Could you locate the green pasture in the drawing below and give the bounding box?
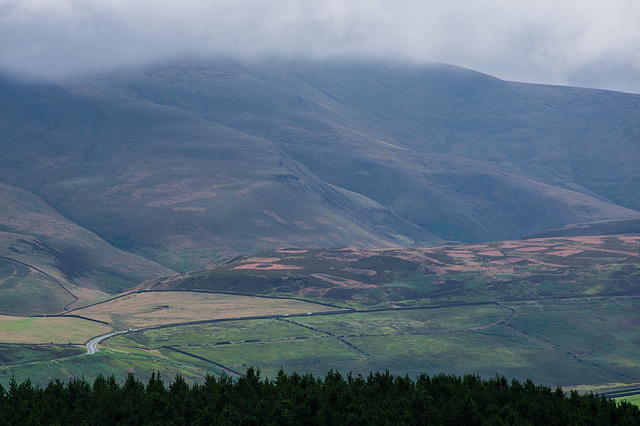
[105,318,321,348]
[104,305,509,350]
[0,285,637,390]
[162,337,368,378]
[0,344,84,366]
[99,296,640,387]
[470,326,628,386]
[616,394,640,406]
[0,316,111,344]
[0,348,210,388]
[506,298,640,378]
[142,320,628,386]
[288,304,510,336]
[570,381,640,406]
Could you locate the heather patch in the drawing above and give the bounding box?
[310,273,376,289]
[233,263,303,270]
[566,236,606,244]
[320,248,373,261]
[241,257,282,263]
[445,251,476,258]
[477,250,504,257]
[548,249,584,257]
[515,246,547,252]
[341,267,377,276]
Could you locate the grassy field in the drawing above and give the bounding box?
[0,315,111,344]
[106,318,320,348]
[0,344,85,367]
[103,306,517,379]
[1,235,639,394]
[617,394,640,406]
[1,294,638,389]
[286,304,511,335]
[563,381,640,407]
[65,291,343,330]
[98,296,640,387]
[0,347,210,388]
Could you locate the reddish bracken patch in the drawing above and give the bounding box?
[445,251,476,258]
[592,249,640,256]
[477,250,504,257]
[426,265,490,275]
[534,261,570,268]
[233,263,303,270]
[618,235,640,244]
[499,244,523,249]
[242,257,282,263]
[262,209,287,224]
[391,251,445,264]
[548,249,584,257]
[294,220,315,230]
[490,257,530,265]
[319,248,372,261]
[341,267,377,276]
[310,273,376,288]
[237,181,272,195]
[566,236,605,245]
[515,247,547,252]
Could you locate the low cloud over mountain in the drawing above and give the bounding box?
[1,1,640,93]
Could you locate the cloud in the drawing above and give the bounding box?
[1,0,640,93]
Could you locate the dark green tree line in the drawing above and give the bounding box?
[0,368,638,425]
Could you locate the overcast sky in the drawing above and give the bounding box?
[1,0,640,93]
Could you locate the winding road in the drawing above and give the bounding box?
[86,329,138,354]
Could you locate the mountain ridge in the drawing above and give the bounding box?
[1,58,639,271]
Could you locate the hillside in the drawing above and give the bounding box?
[143,234,640,306]
[101,234,640,386]
[105,60,640,240]
[0,234,637,390]
[0,182,173,314]
[528,217,640,239]
[3,58,640,399]
[1,59,640,270]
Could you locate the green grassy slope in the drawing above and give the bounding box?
[1,235,638,389]
[0,251,74,315]
[0,347,209,389]
[528,217,640,239]
[0,182,174,314]
[104,235,639,387]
